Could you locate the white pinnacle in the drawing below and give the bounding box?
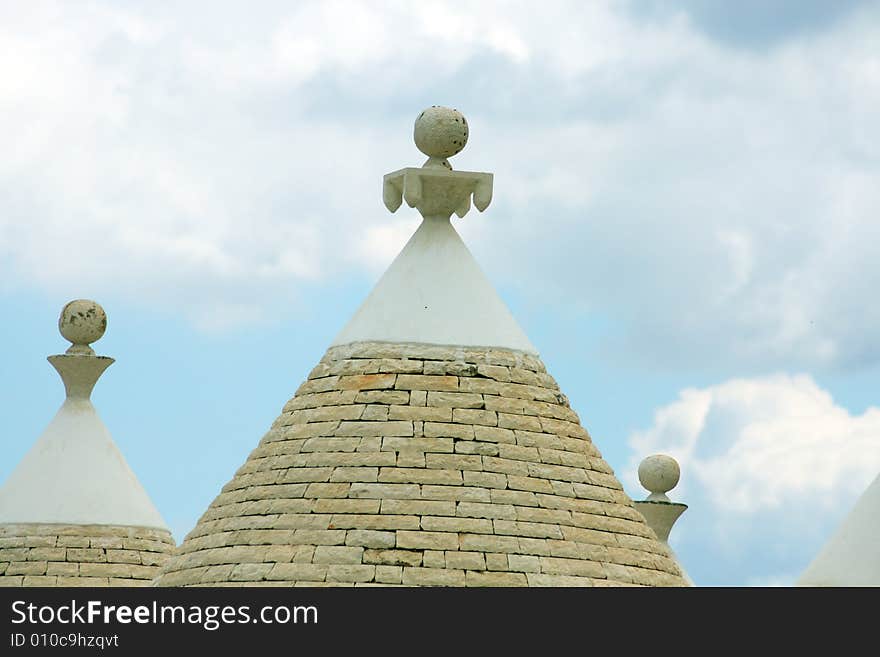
[333,106,536,354]
[0,300,168,530]
[633,454,693,585]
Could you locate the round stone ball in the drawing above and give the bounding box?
[59,299,107,346]
[414,106,469,159]
[638,454,681,495]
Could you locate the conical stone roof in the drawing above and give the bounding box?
[155,107,685,587]
[798,472,880,586]
[0,301,174,587]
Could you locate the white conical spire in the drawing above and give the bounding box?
[798,472,880,586]
[0,300,168,530]
[332,106,537,355]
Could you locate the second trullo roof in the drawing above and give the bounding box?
[0,300,174,587]
[155,106,685,587]
[798,471,880,586]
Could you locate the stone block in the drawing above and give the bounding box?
[330,467,379,483]
[330,514,421,531]
[421,485,491,502]
[501,474,558,495]
[326,565,375,583]
[335,421,413,437]
[457,502,516,520]
[507,554,541,573]
[445,551,486,571]
[304,483,351,498]
[459,534,518,554]
[314,499,381,514]
[525,573,594,587]
[426,392,484,408]
[396,531,459,551]
[7,562,48,576]
[345,530,396,549]
[374,565,403,584]
[388,405,452,422]
[484,553,509,571]
[454,442,499,456]
[493,519,563,539]
[462,471,507,489]
[267,563,328,581]
[401,567,465,587]
[465,571,528,587]
[498,413,543,432]
[420,516,494,534]
[423,422,475,440]
[481,456,529,476]
[490,489,538,507]
[363,550,423,567]
[539,556,605,578]
[337,374,397,391]
[229,563,273,581]
[349,483,421,500]
[472,426,516,444]
[361,405,390,421]
[378,468,463,486]
[452,409,498,426]
[422,550,445,568]
[312,546,364,565]
[381,437,454,453]
[355,390,410,405]
[395,375,459,391]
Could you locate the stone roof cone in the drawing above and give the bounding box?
[155,108,685,587]
[798,471,880,586]
[0,300,174,586]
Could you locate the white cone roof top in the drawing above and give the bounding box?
[798,472,880,586]
[331,106,537,355]
[0,300,168,530]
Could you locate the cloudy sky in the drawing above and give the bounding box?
[2,0,879,586]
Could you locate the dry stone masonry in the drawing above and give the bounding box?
[155,342,685,587]
[0,524,174,587]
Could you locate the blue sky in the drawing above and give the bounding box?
[2,0,879,586]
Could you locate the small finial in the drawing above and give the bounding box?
[59,299,107,356]
[414,106,469,170]
[634,453,691,582]
[638,454,680,502]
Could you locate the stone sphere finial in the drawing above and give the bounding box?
[638,454,680,502]
[59,299,107,355]
[414,106,469,170]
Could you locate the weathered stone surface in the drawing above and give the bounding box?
[396,375,459,392]
[154,342,684,587]
[0,524,174,587]
[402,567,465,587]
[345,530,396,549]
[465,571,528,586]
[396,531,459,551]
[337,374,397,391]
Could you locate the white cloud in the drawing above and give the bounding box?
[0,0,878,368]
[627,374,880,583]
[629,374,880,512]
